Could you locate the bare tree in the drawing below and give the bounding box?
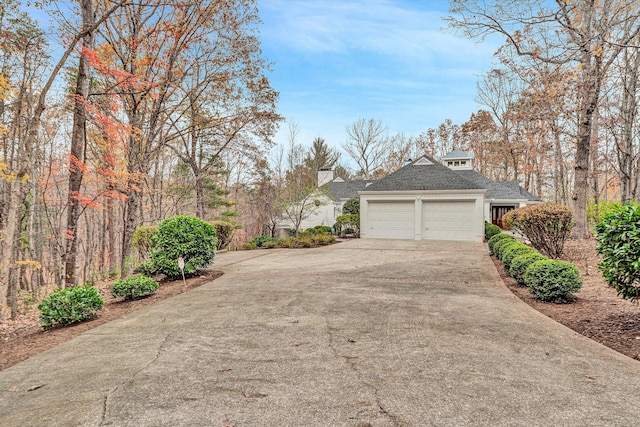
[447,0,640,237]
[343,118,391,179]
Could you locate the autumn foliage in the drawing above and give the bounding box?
[503,204,574,258]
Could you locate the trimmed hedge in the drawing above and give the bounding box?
[502,245,538,271]
[112,276,159,300]
[495,239,522,260]
[488,233,515,255]
[38,285,104,330]
[484,222,501,240]
[509,252,547,286]
[525,260,582,303]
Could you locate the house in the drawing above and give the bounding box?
[280,150,541,239]
[359,151,542,242]
[286,169,373,231]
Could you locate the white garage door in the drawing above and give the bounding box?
[367,201,415,239]
[422,201,475,241]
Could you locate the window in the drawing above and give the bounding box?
[454,161,460,166]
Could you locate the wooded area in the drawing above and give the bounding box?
[1,0,640,319]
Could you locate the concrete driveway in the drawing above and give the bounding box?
[1,239,639,426]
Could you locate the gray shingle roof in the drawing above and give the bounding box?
[499,180,542,202]
[453,170,519,199]
[361,155,484,192]
[324,178,374,201]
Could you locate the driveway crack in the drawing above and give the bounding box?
[324,318,405,426]
[99,331,174,426]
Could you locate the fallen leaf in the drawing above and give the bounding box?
[8,387,18,392]
[26,384,45,392]
[218,368,232,372]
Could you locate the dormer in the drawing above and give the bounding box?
[442,150,473,170]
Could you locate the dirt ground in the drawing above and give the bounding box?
[1,239,639,372]
[495,239,640,361]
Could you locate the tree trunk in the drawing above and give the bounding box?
[64,0,94,287]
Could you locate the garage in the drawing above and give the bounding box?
[422,201,475,241]
[366,201,415,239]
[359,155,485,242]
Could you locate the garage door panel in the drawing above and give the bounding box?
[422,201,474,241]
[368,202,414,239]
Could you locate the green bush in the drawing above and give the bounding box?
[251,235,279,247]
[210,220,235,251]
[501,245,538,272]
[496,241,526,261]
[311,234,336,245]
[132,225,157,260]
[503,204,573,258]
[140,215,217,279]
[587,200,627,230]
[305,225,333,235]
[509,253,548,286]
[488,233,515,254]
[484,222,501,240]
[112,276,159,300]
[525,260,582,303]
[595,203,640,301]
[342,197,360,215]
[38,285,104,330]
[494,239,520,260]
[335,214,360,236]
[242,242,257,250]
[262,240,279,249]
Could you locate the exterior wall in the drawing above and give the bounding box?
[360,190,485,242]
[278,195,343,232]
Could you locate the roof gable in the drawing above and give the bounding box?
[362,155,483,192]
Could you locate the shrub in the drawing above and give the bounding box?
[525,260,582,303]
[311,234,336,245]
[488,233,515,254]
[142,215,217,279]
[501,245,538,271]
[210,220,235,251]
[335,214,360,236]
[112,276,159,300]
[38,285,104,330]
[509,253,548,286]
[484,222,501,240]
[587,200,625,230]
[132,226,157,260]
[496,241,527,261]
[251,235,279,247]
[503,204,573,258]
[262,240,279,249]
[342,197,360,215]
[595,203,640,301]
[494,239,520,260]
[305,225,332,235]
[242,242,257,250]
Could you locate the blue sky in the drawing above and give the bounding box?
[259,0,502,153]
